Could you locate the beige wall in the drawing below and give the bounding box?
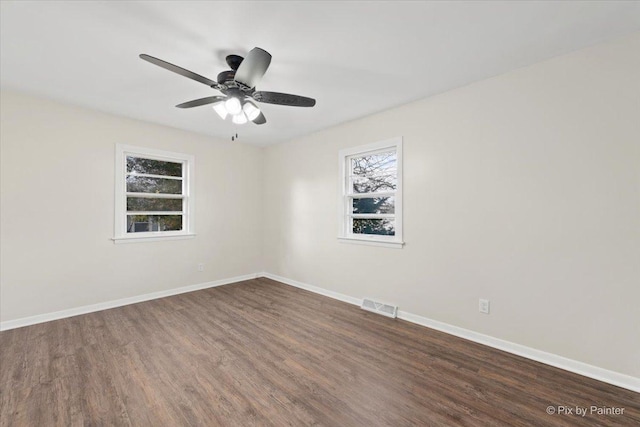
[262,34,640,377]
[1,34,638,378]
[0,91,263,321]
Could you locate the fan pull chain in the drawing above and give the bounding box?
[231,132,238,141]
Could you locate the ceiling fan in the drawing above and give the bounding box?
[139,47,316,126]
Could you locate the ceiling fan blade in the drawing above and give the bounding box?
[252,111,267,125]
[234,47,272,89]
[226,54,244,71]
[176,96,226,109]
[253,91,316,107]
[140,54,220,89]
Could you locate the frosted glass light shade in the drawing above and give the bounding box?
[232,112,248,124]
[212,102,228,119]
[242,101,261,121]
[224,97,242,115]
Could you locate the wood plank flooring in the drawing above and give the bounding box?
[1,278,638,426]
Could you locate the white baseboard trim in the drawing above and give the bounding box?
[0,273,260,331]
[396,311,640,393]
[259,272,640,393]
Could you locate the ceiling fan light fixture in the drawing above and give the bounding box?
[232,112,248,125]
[212,101,228,120]
[224,97,242,115]
[243,101,261,121]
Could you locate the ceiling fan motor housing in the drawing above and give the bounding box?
[217,70,236,84]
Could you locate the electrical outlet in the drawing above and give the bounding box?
[479,299,490,314]
[197,263,205,272]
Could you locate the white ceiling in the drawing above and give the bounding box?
[2,1,639,145]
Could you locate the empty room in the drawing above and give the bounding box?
[1,1,639,425]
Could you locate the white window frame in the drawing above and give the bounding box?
[113,144,195,244]
[338,137,404,248]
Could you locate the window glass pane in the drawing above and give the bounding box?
[127,215,183,233]
[351,151,396,175]
[352,197,395,214]
[350,151,397,193]
[352,218,395,236]
[127,156,182,177]
[126,176,182,194]
[127,197,183,212]
[351,175,396,193]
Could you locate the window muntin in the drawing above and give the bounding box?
[339,138,403,246]
[114,145,194,242]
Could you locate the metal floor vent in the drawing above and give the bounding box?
[361,298,398,318]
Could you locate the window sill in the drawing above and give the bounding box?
[112,234,196,244]
[337,236,404,249]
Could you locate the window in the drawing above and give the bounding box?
[113,145,195,243]
[339,137,403,248]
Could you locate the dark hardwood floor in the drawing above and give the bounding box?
[1,278,638,426]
